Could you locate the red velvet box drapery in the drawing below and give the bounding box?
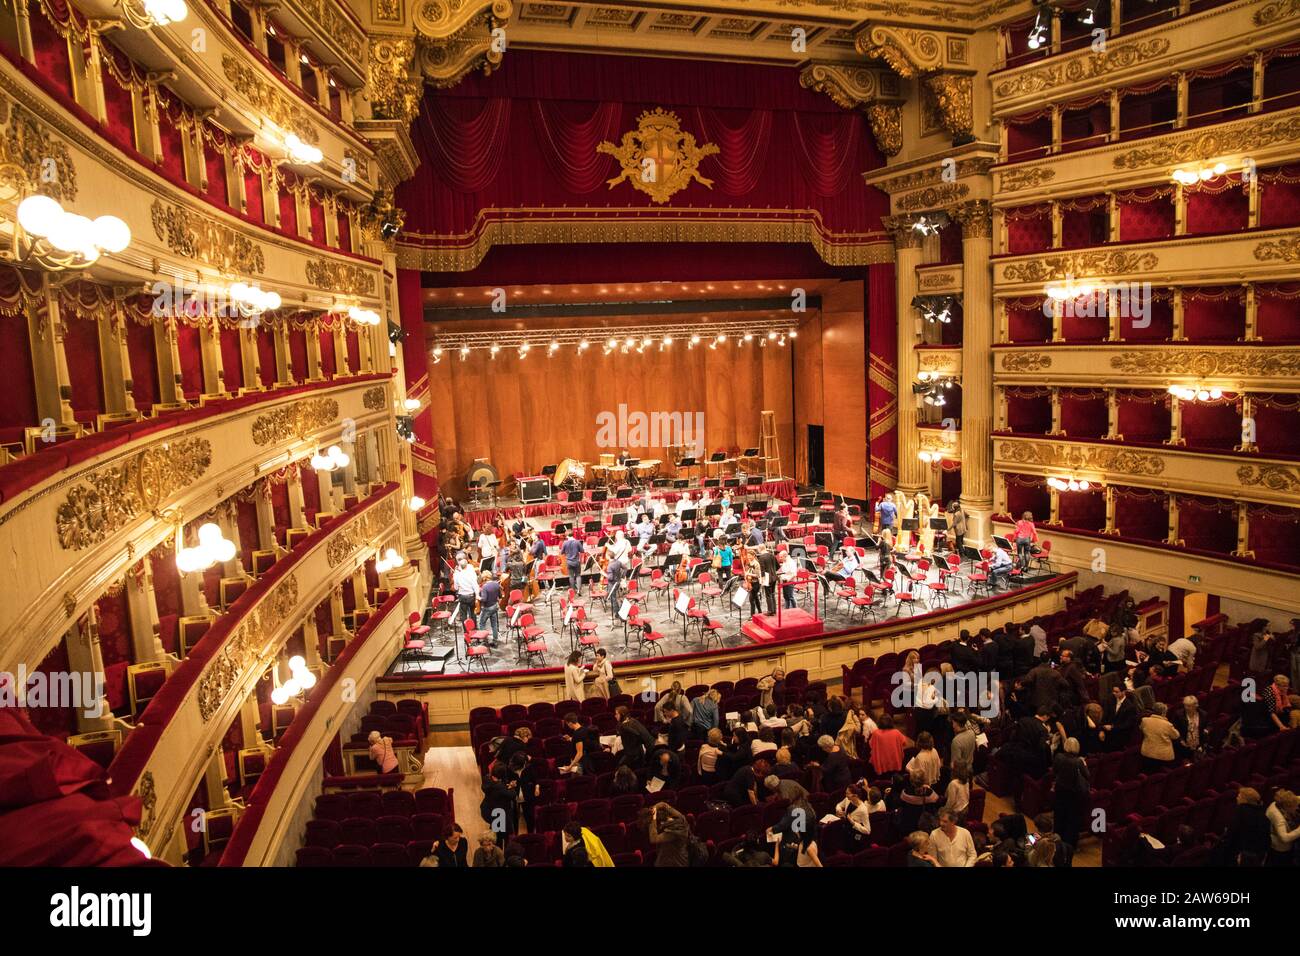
[1180,397,1240,450]
[1184,175,1248,235]
[156,93,187,183]
[1059,390,1107,438]
[27,0,73,100]
[1176,495,1236,555]
[235,498,260,564]
[1252,395,1300,456]
[345,329,360,372]
[0,310,39,443]
[300,468,321,521]
[24,641,78,738]
[287,327,309,382]
[1006,204,1052,254]
[175,322,203,398]
[98,49,138,155]
[62,314,104,426]
[1007,299,1052,342]
[1059,100,1109,153]
[1057,488,1105,531]
[94,589,133,669]
[1259,165,1300,229]
[1117,391,1171,443]
[318,328,336,379]
[1123,295,1173,341]
[1060,295,1109,342]
[269,476,291,542]
[1256,285,1300,341]
[1182,288,1245,341]
[243,166,264,224]
[255,325,277,386]
[1005,115,1051,161]
[336,210,352,253]
[1005,474,1050,522]
[1247,505,1300,569]
[277,187,298,237]
[1007,390,1051,434]
[1060,196,1109,249]
[203,125,230,207]
[1115,487,1169,542]
[125,319,157,413]
[1116,187,1175,241]
[309,199,327,245]
[219,327,243,392]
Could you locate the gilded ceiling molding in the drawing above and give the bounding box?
[1254,236,1300,264]
[0,93,78,202]
[251,398,340,446]
[855,25,946,78]
[395,214,895,271]
[897,182,969,213]
[993,38,1171,99]
[997,440,1166,477]
[922,72,973,138]
[414,0,509,38]
[952,198,992,239]
[150,200,266,276]
[1255,0,1300,26]
[1113,115,1300,170]
[1237,463,1300,494]
[999,352,1053,372]
[1108,349,1300,377]
[999,166,1056,193]
[798,64,903,157]
[367,35,423,124]
[220,54,320,144]
[413,0,512,88]
[1002,250,1159,282]
[373,0,405,22]
[56,438,214,551]
[305,258,379,297]
[597,109,720,204]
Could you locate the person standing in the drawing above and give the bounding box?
[929,809,977,867]
[563,651,586,702]
[452,553,479,630]
[757,545,779,615]
[1052,736,1090,848]
[875,492,898,535]
[590,648,615,699]
[560,531,584,596]
[477,572,502,647]
[649,802,691,867]
[946,500,967,555]
[1013,511,1039,571]
[778,548,799,610]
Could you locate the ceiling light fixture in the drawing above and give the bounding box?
[14,195,130,270]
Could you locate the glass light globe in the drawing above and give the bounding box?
[165,0,188,22]
[271,686,289,706]
[264,291,281,311]
[130,837,152,859]
[17,195,63,237]
[333,450,350,468]
[215,539,236,563]
[282,678,301,697]
[48,212,91,253]
[1209,388,1222,399]
[298,670,317,690]
[409,496,425,511]
[175,549,196,573]
[288,655,306,672]
[1079,481,1091,491]
[386,548,400,562]
[1213,162,1227,176]
[91,215,130,253]
[1196,389,1210,401]
[197,522,222,546]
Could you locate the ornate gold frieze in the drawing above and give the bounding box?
[1256,0,1300,26]
[597,109,720,204]
[868,155,997,194]
[374,0,404,21]
[136,771,157,837]
[362,386,387,410]
[415,0,509,37]
[251,398,339,446]
[1002,250,1159,283]
[295,0,364,62]
[999,166,1056,193]
[1254,237,1300,264]
[150,200,266,276]
[221,55,320,144]
[326,497,399,567]
[920,428,960,455]
[998,440,1166,477]
[917,349,960,374]
[856,25,945,78]
[305,258,378,297]
[1237,463,1300,494]
[1113,115,1300,170]
[197,573,298,721]
[56,439,213,551]
[798,63,893,109]
[0,94,77,202]
[897,182,969,213]
[368,35,422,124]
[1000,352,1053,373]
[919,271,958,290]
[1108,349,1300,377]
[993,38,1171,99]
[922,73,973,138]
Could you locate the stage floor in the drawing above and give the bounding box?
[386,549,1055,677]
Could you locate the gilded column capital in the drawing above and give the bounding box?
[921,72,974,139]
[882,215,924,249]
[952,199,992,240]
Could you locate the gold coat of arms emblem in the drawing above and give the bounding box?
[597,108,720,204]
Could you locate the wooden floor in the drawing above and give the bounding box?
[421,729,1101,866]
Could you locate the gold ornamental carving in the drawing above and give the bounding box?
[1256,0,1300,26]
[953,199,992,239]
[373,0,404,21]
[220,55,319,145]
[919,271,957,290]
[150,200,266,276]
[136,771,157,837]
[362,386,387,410]
[1108,349,1300,377]
[1000,351,1052,373]
[1237,464,1300,494]
[415,0,510,37]
[251,398,339,446]
[597,109,720,204]
[295,0,364,63]
[993,38,1171,98]
[897,182,969,213]
[856,26,945,78]
[866,103,903,157]
[920,429,960,455]
[882,214,925,250]
[197,573,298,721]
[326,497,399,567]
[922,73,973,138]
[0,94,77,202]
[798,63,895,109]
[56,439,213,551]
[917,349,960,374]
[999,167,1056,193]
[305,259,378,297]
[998,440,1166,477]
[1002,250,1158,283]
[368,35,422,124]
[1254,237,1300,264]
[1113,115,1300,170]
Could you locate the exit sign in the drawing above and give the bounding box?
[1188,575,1201,583]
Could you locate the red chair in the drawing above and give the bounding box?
[519,612,548,667]
[700,618,725,651]
[463,619,491,672]
[697,571,723,609]
[573,607,601,656]
[893,588,919,617]
[648,568,671,602]
[637,621,667,657]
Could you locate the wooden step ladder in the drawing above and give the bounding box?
[760,409,781,479]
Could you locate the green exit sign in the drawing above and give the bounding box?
[1188,575,1201,583]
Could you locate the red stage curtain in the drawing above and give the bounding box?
[1247,506,1300,568]
[1256,285,1300,340]
[94,589,132,668]
[156,95,186,182]
[287,327,309,382]
[1185,175,1248,235]
[1058,488,1105,531]
[1115,488,1169,542]
[219,327,243,392]
[1177,495,1236,554]
[867,262,897,501]
[61,314,103,426]
[1060,391,1107,438]
[1180,399,1239,450]
[1117,392,1171,442]
[0,313,39,443]
[1182,289,1245,341]
[417,96,513,192]
[126,320,157,413]
[1007,393,1051,433]
[318,329,336,378]
[529,99,622,194]
[693,106,772,196]
[255,326,277,387]
[175,322,202,398]
[203,126,230,207]
[27,0,73,100]
[790,110,862,198]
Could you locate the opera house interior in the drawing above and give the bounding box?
[1,0,1299,879]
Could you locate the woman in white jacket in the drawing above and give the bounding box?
[1265,789,1300,866]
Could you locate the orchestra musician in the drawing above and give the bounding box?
[523,528,546,600]
[675,491,693,517]
[560,530,584,596]
[778,548,799,610]
[831,503,853,553]
[477,571,502,646]
[452,552,479,628]
[826,546,860,583]
[634,513,655,553]
[756,545,779,615]
[878,527,896,572]
[664,516,682,542]
[946,500,967,556]
[477,526,499,566]
[743,549,763,620]
[875,492,897,538]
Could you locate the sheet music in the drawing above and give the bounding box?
[618,599,632,620]
[732,586,749,609]
[563,604,575,625]
[510,605,522,625]
[675,592,692,615]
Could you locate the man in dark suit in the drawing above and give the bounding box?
[950,630,981,676]
[615,705,654,769]
[756,545,779,615]
[1101,684,1139,751]
[1057,649,1091,708]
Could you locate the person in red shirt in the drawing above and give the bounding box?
[1014,511,1039,571]
[869,713,912,777]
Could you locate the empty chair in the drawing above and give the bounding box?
[575,798,612,827]
[347,791,384,819]
[375,815,412,844]
[304,819,340,849]
[330,844,373,867]
[381,790,416,818]
[295,846,333,867]
[414,788,453,816]
[339,817,378,847]
[369,842,409,867]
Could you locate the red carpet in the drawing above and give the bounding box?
[741,608,824,644]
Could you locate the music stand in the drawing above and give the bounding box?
[590,489,608,503]
[741,447,759,458]
[900,517,920,531]
[681,508,697,523]
[584,520,602,534]
[723,478,740,488]
[993,534,1014,552]
[797,494,816,509]
[611,511,628,527]
[814,532,833,549]
[929,517,950,531]
[672,478,689,489]
[704,503,722,517]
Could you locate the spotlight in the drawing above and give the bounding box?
[1027,9,1048,49]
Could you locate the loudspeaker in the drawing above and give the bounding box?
[519,476,552,504]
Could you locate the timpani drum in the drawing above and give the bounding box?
[636,459,661,480]
[553,457,586,488]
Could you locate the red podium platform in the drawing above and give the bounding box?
[741,608,824,644]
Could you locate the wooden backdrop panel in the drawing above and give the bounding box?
[820,281,867,500]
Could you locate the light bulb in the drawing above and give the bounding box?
[130,837,152,859]
[1213,162,1227,176]
[1209,388,1222,399]
[1199,168,1213,180]
[298,670,316,690]
[404,398,420,410]
[1196,389,1210,401]
[1078,480,1091,491]
[1167,385,1180,395]
[288,655,306,672]
[91,215,130,253]
[282,678,301,697]
[386,548,400,562]
[197,522,222,546]
[17,195,62,237]
[48,212,91,253]
[409,496,426,511]
[215,539,236,563]
[271,686,289,706]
